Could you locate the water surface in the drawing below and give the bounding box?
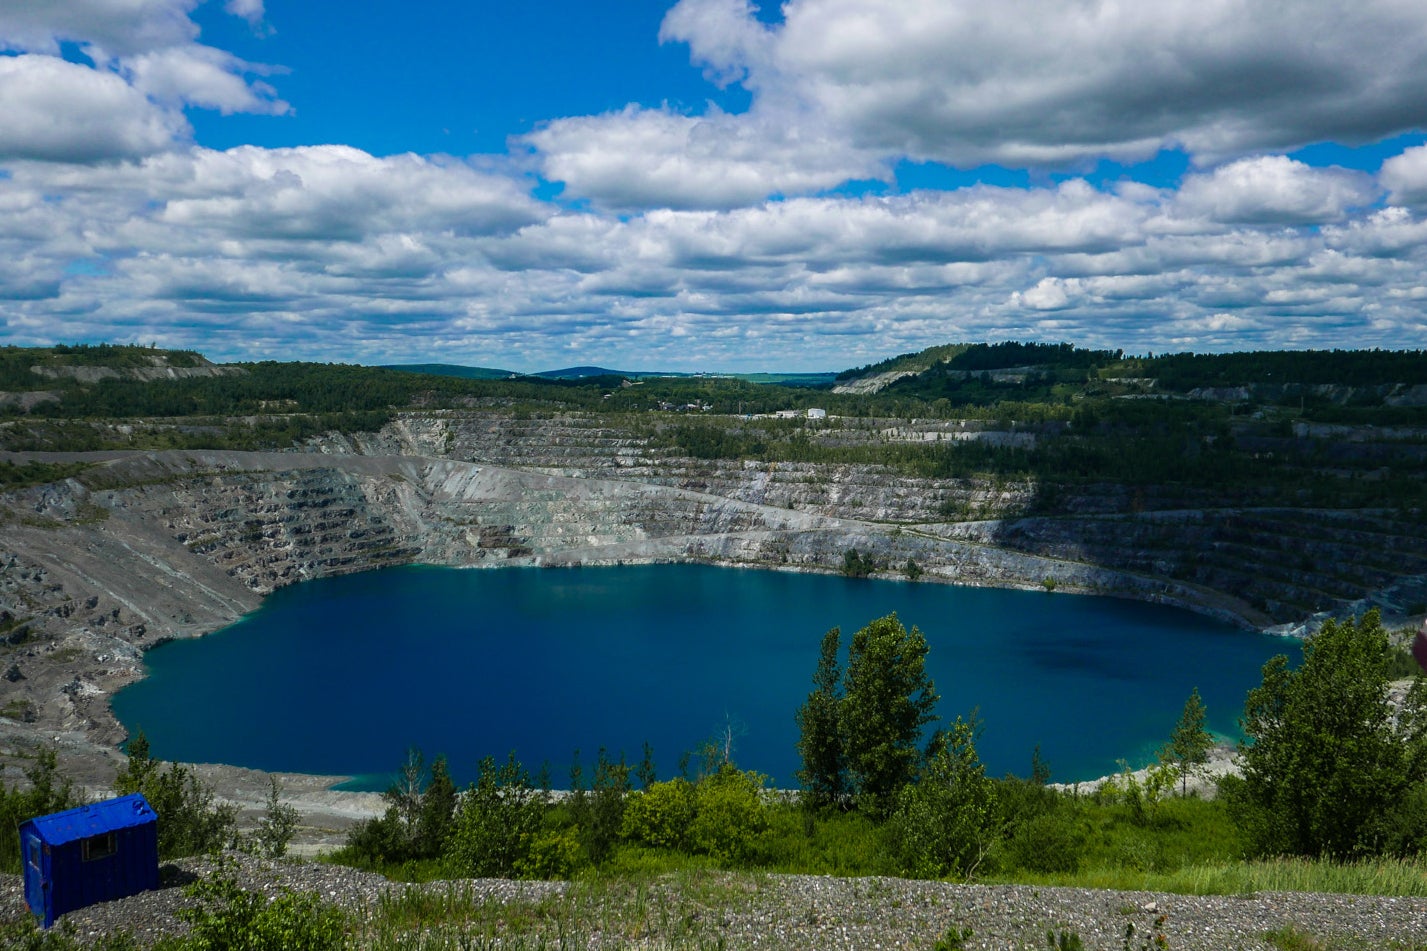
[112,564,1299,789]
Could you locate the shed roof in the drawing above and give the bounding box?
[21,794,156,847]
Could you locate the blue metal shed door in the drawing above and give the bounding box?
[21,831,52,926]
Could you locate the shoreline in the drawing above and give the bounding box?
[0,446,1401,852]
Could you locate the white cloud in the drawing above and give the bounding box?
[223,0,265,27]
[124,45,288,115]
[12,142,1427,367]
[1175,156,1377,225]
[659,0,777,89]
[150,146,545,242]
[1013,277,1075,311]
[526,105,883,211]
[0,55,183,161]
[659,0,1427,168]
[0,0,288,161]
[1380,145,1427,206]
[0,0,199,57]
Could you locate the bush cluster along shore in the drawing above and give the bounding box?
[5,610,1427,948]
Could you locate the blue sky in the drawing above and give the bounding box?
[3,0,1427,372]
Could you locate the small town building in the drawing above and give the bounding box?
[20,793,159,928]
[807,408,827,419]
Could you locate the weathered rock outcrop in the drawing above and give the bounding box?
[4,405,1425,790]
[6,446,1200,781]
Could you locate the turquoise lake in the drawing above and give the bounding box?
[111,564,1301,790]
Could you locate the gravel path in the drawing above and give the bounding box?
[3,852,1424,950]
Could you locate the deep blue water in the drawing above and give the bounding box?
[111,564,1300,790]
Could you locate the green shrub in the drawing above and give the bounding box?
[443,754,545,878]
[0,746,80,873]
[177,867,347,950]
[578,749,630,866]
[689,766,770,865]
[1004,812,1085,874]
[621,779,696,851]
[115,733,235,859]
[889,716,997,880]
[515,827,581,880]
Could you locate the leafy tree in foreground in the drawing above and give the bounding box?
[115,732,235,859]
[445,753,546,878]
[1232,609,1427,858]
[0,746,80,873]
[1165,686,1212,796]
[890,713,997,879]
[841,613,940,815]
[795,626,847,809]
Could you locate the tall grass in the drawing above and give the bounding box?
[357,872,754,951]
[1003,856,1427,898]
[1172,856,1427,897]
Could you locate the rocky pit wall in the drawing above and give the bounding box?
[0,444,1233,802]
[12,414,1425,845]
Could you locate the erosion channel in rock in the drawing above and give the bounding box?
[111,563,1300,789]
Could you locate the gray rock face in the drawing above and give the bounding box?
[4,405,1426,788]
[0,443,1207,772]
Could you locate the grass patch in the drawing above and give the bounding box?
[1006,855,1427,898]
[0,460,92,490]
[357,872,754,951]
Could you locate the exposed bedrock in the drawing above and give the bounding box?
[7,406,1426,795]
[0,446,1224,776]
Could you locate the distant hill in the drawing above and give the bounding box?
[380,363,515,380]
[534,366,637,379]
[832,340,1427,401]
[384,363,838,387]
[734,372,840,387]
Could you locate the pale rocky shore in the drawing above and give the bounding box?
[3,851,1425,950]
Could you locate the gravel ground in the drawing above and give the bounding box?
[4,852,1427,950]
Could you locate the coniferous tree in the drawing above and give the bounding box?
[795,626,847,809]
[416,754,457,858]
[636,741,658,790]
[1166,687,1212,796]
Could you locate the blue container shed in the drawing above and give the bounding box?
[19,793,159,928]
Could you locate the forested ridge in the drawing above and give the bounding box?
[4,340,1426,510]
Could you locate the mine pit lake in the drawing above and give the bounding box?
[111,563,1300,790]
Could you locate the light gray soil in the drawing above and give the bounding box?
[2,851,1424,950]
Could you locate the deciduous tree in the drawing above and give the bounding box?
[842,613,940,814]
[1233,609,1427,858]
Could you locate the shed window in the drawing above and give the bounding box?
[27,840,40,871]
[81,833,117,861]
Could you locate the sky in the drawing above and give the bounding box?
[2,1,1427,372]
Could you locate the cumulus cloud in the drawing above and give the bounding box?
[1175,156,1377,225]
[124,45,288,115]
[10,141,1427,369]
[0,0,200,57]
[0,0,288,161]
[531,0,1427,209]
[659,0,777,89]
[0,55,183,161]
[223,0,265,27]
[657,0,1427,169]
[151,146,546,242]
[1380,146,1427,206]
[526,105,883,211]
